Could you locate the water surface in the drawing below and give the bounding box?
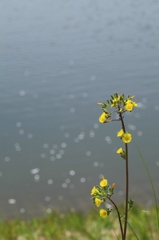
[0,0,159,219]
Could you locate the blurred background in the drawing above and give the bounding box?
[0,0,159,219]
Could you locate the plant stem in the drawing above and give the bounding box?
[119,111,129,240]
[124,143,129,239]
[108,197,124,239]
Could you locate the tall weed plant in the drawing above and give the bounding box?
[90,93,159,240]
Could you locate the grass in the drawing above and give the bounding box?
[0,205,158,240]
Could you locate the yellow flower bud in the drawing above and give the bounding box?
[97,102,103,105]
[112,183,115,189]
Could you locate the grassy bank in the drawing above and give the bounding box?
[0,205,158,240]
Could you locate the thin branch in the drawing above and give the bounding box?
[118,111,129,240]
[108,197,124,239]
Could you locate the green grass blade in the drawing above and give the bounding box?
[133,139,159,228]
[125,219,140,240]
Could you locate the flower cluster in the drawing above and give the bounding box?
[98,93,138,124]
[98,93,137,160]
[117,129,132,144]
[91,177,115,218]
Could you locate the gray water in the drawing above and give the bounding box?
[0,0,159,219]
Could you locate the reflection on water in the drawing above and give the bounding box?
[0,0,159,218]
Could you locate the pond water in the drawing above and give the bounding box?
[0,0,159,219]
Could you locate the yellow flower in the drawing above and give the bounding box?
[125,98,138,111]
[122,133,132,143]
[99,112,107,123]
[95,198,102,207]
[125,102,133,111]
[91,186,99,195]
[117,129,124,137]
[125,99,138,111]
[116,148,123,154]
[99,209,107,218]
[100,177,108,187]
